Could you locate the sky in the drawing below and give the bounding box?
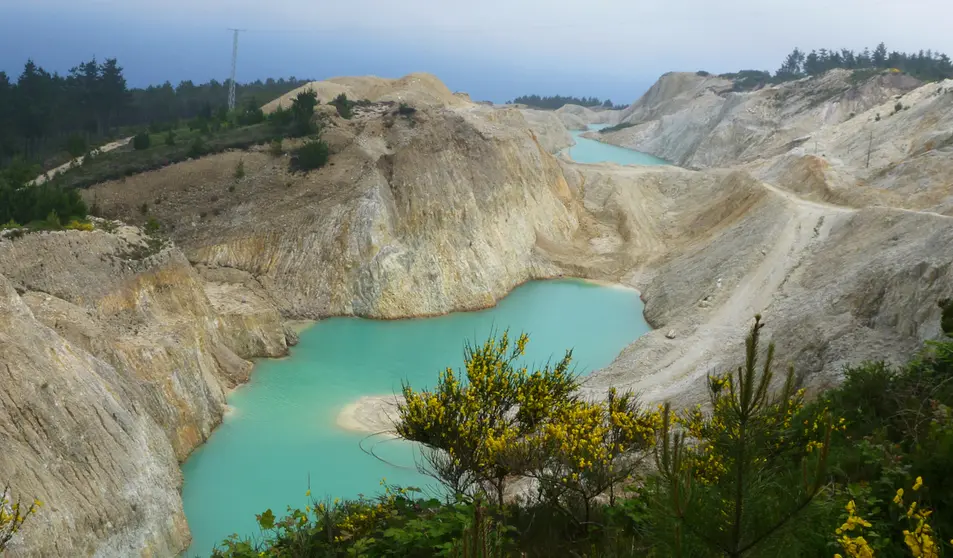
[2,0,952,104]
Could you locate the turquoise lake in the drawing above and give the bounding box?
[568,123,669,166]
[181,124,664,556]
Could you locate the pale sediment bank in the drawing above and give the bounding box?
[286,319,317,334]
[336,395,403,435]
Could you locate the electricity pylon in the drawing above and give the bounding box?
[227,29,246,111]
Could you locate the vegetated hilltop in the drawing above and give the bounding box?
[508,94,625,110]
[0,56,311,173]
[2,60,952,557]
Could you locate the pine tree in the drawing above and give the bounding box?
[653,316,833,557]
[873,42,888,67]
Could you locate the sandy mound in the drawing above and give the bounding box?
[262,72,468,113]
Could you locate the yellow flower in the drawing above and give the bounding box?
[894,488,904,505]
[305,490,311,497]
[913,476,923,491]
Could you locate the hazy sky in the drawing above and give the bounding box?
[2,0,951,103]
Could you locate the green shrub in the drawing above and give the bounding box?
[941,299,953,336]
[290,140,330,172]
[599,122,635,134]
[144,218,160,235]
[267,105,294,129]
[289,90,319,136]
[165,130,176,146]
[41,210,62,230]
[133,132,151,151]
[234,158,245,180]
[188,136,207,158]
[139,202,148,215]
[213,485,510,558]
[331,93,354,119]
[398,102,417,116]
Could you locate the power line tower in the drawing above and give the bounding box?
[227,29,246,111]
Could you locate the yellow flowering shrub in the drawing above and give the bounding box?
[831,476,943,558]
[834,500,875,558]
[0,485,42,552]
[64,219,94,231]
[396,331,658,529]
[396,330,577,507]
[895,477,939,558]
[525,389,661,526]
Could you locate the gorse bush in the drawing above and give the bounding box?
[0,486,42,552]
[216,315,953,558]
[397,331,579,506]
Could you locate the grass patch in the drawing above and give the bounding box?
[52,124,277,190]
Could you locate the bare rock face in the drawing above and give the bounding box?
[0,227,289,555]
[518,108,574,152]
[0,273,188,557]
[603,69,922,169]
[87,105,580,320]
[553,104,623,130]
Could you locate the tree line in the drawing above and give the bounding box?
[776,42,953,81]
[508,94,625,110]
[0,57,311,168]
